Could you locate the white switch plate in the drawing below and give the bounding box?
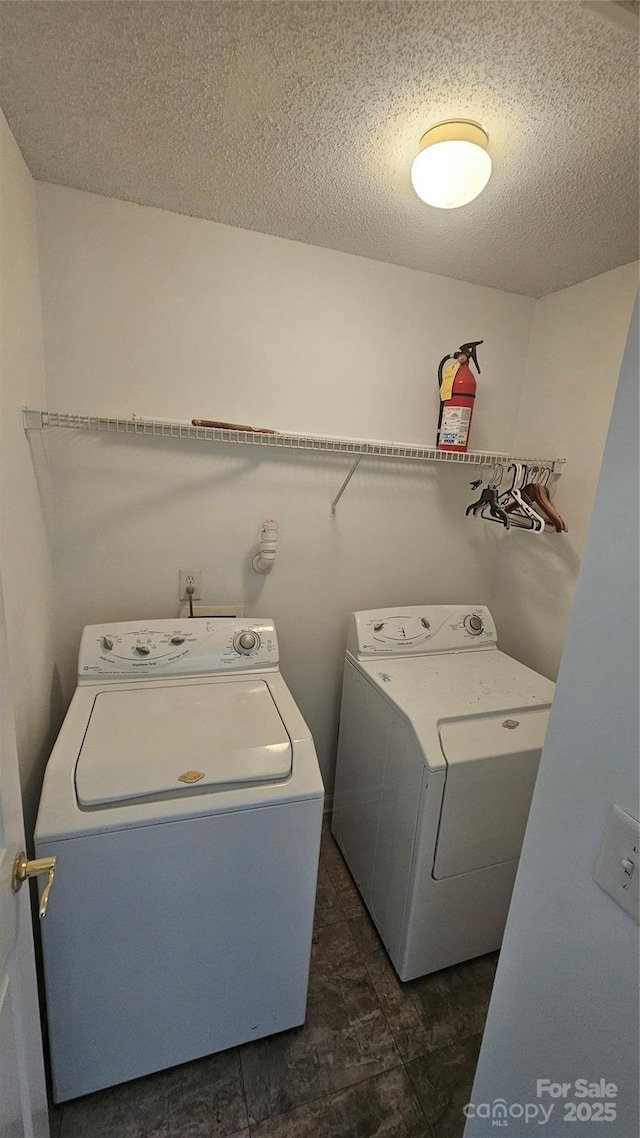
[593,804,639,923]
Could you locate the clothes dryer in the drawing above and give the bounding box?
[331,606,553,980]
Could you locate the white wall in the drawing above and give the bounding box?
[35,184,535,448]
[0,111,57,837]
[34,183,536,793]
[466,297,639,1138]
[32,184,636,799]
[490,263,637,679]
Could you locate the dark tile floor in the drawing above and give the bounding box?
[48,821,497,1138]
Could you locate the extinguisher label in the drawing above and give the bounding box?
[441,405,471,446]
[439,361,460,402]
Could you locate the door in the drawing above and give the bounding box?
[0,573,49,1137]
[433,710,550,879]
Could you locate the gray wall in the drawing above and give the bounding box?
[465,295,639,1137]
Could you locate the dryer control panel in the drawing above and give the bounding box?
[347,605,497,657]
[78,618,279,680]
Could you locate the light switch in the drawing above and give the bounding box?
[593,804,640,923]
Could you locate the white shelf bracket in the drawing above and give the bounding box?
[331,457,363,516]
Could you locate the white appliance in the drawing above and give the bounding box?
[35,618,324,1103]
[331,605,554,981]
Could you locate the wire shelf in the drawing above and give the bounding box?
[22,410,564,472]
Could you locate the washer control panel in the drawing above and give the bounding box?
[348,605,497,657]
[79,618,278,679]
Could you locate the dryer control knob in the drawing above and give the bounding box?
[464,614,484,636]
[234,630,259,655]
[134,645,151,656]
[101,636,114,651]
[170,635,186,646]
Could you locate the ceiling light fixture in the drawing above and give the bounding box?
[410,120,492,209]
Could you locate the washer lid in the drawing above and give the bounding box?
[75,680,292,806]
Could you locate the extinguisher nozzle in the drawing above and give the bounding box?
[459,340,483,374]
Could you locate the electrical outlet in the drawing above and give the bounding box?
[178,568,202,601]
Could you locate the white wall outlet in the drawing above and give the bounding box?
[593,804,640,923]
[178,568,202,601]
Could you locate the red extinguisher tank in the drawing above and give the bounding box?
[437,340,482,452]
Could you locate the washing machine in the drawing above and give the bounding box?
[35,618,324,1102]
[331,605,554,982]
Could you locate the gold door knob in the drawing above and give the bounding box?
[12,851,57,918]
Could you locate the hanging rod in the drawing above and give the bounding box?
[23,409,566,513]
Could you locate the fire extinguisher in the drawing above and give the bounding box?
[436,340,483,452]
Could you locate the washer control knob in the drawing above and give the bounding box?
[134,644,151,656]
[464,614,484,636]
[170,635,186,646]
[234,630,259,655]
[101,636,114,651]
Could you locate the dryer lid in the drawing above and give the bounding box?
[354,648,555,722]
[75,680,292,806]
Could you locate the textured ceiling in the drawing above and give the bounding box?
[0,0,637,297]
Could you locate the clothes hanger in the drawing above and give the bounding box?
[467,465,510,528]
[525,466,568,532]
[499,463,546,532]
[472,462,565,535]
[504,464,545,526]
[519,467,556,530]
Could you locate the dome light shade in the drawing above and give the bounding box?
[410,120,492,209]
